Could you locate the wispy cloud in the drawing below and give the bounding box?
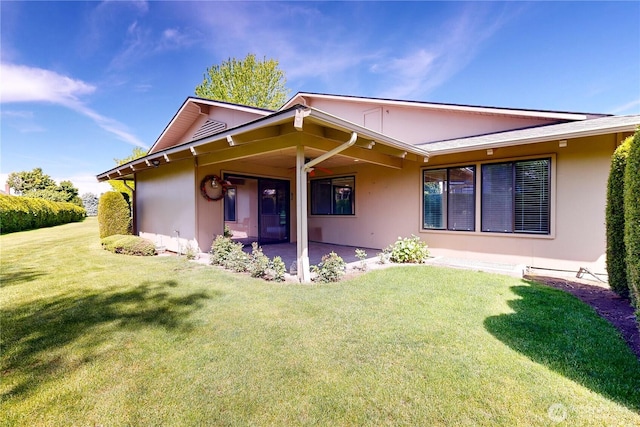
[609,98,640,115]
[108,19,199,71]
[0,110,46,133]
[372,3,520,99]
[0,63,147,148]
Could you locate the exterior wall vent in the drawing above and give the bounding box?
[192,119,227,140]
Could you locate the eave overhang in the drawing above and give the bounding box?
[421,114,640,157]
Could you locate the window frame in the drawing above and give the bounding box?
[422,165,476,232]
[310,175,356,216]
[421,155,555,238]
[481,158,551,235]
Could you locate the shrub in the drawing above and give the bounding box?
[210,235,248,272]
[97,192,131,238]
[606,137,632,297]
[248,242,270,278]
[101,235,156,256]
[269,256,286,282]
[624,129,640,315]
[355,248,368,271]
[312,252,346,283]
[0,194,85,233]
[386,235,429,263]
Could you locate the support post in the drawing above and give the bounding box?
[296,145,311,282]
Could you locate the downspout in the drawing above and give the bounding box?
[296,131,358,282]
[123,180,136,235]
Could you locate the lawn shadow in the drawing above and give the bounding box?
[0,267,46,287]
[484,282,640,412]
[2,280,218,400]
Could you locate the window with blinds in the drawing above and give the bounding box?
[423,166,475,231]
[481,159,550,234]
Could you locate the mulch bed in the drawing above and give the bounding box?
[525,275,640,360]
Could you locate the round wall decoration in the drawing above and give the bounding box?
[200,175,228,201]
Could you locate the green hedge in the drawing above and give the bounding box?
[624,129,640,315]
[98,192,131,238]
[101,234,156,256]
[0,194,85,234]
[606,137,632,297]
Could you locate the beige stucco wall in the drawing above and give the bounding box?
[137,159,197,253]
[307,133,617,274]
[305,98,565,144]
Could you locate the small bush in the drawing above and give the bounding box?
[248,242,270,278]
[101,235,156,256]
[355,248,368,271]
[386,235,429,263]
[184,242,198,260]
[312,252,346,283]
[210,235,248,272]
[268,256,286,282]
[624,129,640,315]
[98,192,131,238]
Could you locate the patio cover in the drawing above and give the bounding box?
[97,103,431,282]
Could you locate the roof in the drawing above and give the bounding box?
[96,104,430,182]
[147,97,274,154]
[420,114,640,155]
[281,92,608,122]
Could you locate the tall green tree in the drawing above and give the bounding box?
[108,147,146,199]
[6,168,57,195]
[195,54,289,110]
[6,168,82,207]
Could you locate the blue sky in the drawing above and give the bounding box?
[1,1,639,195]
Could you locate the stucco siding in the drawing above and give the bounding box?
[306,98,565,144]
[137,159,196,252]
[307,134,615,274]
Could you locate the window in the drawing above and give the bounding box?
[481,158,550,234]
[311,176,355,215]
[224,186,237,222]
[423,166,475,231]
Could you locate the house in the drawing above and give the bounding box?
[96,92,640,282]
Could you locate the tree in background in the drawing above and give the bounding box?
[6,168,57,195]
[108,147,146,200]
[195,54,289,110]
[81,193,99,216]
[6,168,82,207]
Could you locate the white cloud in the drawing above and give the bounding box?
[0,63,147,148]
[0,110,45,133]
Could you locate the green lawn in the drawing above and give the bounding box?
[2,218,639,426]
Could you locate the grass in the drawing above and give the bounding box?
[1,218,639,426]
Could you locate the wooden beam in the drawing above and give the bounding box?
[197,137,297,166]
[303,137,403,169]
